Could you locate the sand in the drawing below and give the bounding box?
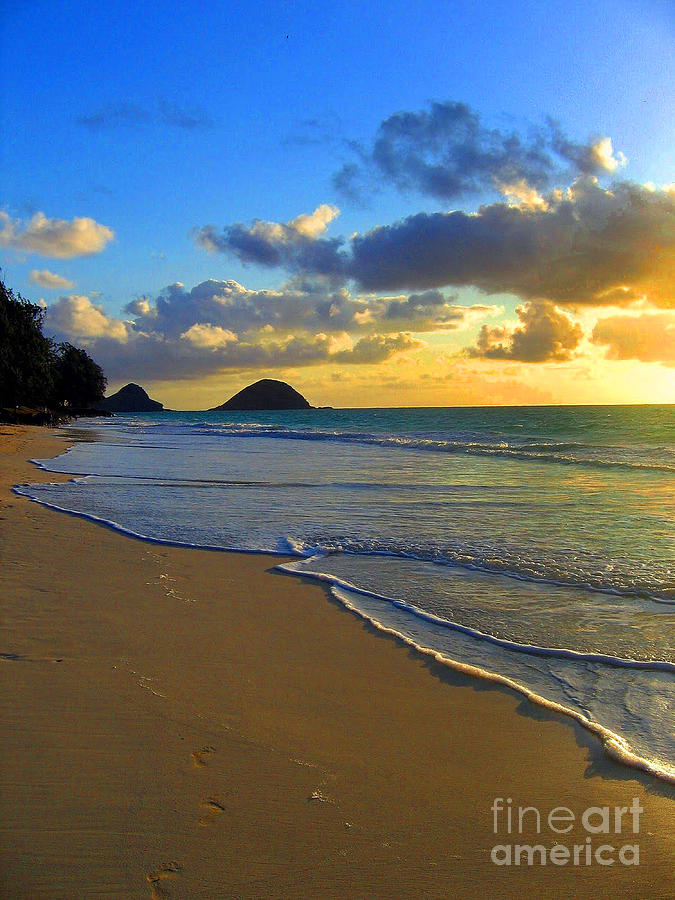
[0,425,672,899]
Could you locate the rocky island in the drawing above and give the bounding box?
[99,383,164,413]
[211,379,313,411]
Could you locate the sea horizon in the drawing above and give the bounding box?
[141,401,675,411]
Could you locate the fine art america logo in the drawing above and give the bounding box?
[490,797,642,866]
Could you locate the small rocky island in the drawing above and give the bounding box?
[99,383,164,413]
[211,379,313,411]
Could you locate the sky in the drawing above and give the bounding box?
[1,0,673,408]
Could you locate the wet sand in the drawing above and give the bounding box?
[0,425,672,898]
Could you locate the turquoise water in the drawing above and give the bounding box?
[16,404,675,781]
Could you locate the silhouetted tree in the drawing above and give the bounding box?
[1,277,107,414]
[52,342,107,408]
[0,278,55,408]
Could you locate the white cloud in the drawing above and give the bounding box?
[123,279,480,340]
[45,294,129,342]
[180,323,239,348]
[288,204,340,238]
[28,269,75,289]
[496,179,546,208]
[0,211,114,258]
[43,277,429,382]
[589,137,627,173]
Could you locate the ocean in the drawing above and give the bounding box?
[14,404,675,783]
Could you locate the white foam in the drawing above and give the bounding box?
[328,583,675,785]
[277,560,675,672]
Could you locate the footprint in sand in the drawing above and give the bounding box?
[199,797,226,827]
[191,745,216,768]
[146,861,182,899]
[1,652,63,663]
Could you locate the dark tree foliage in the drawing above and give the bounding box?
[0,277,106,412]
[0,279,55,408]
[52,342,106,408]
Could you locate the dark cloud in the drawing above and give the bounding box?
[333,101,625,203]
[592,312,675,366]
[282,113,343,148]
[348,179,674,308]
[77,98,213,130]
[196,179,672,310]
[332,162,365,203]
[157,98,213,129]
[384,289,447,319]
[469,301,583,362]
[548,122,626,175]
[195,204,348,278]
[77,102,150,129]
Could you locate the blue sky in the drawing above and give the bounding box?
[1,0,673,406]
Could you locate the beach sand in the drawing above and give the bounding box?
[0,425,672,898]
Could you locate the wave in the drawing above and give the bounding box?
[12,484,290,555]
[114,421,675,472]
[325,583,675,785]
[277,560,675,671]
[17,472,675,605]
[277,538,675,606]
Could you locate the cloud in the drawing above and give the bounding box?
[283,113,344,149]
[495,179,546,209]
[0,211,114,258]
[469,301,583,362]
[180,323,239,348]
[44,279,433,382]
[548,127,627,175]
[77,98,213,130]
[197,179,672,310]
[45,294,129,342]
[347,178,674,308]
[50,327,421,383]
[333,101,626,203]
[195,204,346,277]
[156,98,213,129]
[288,205,340,238]
[591,312,675,366]
[123,278,478,340]
[332,162,364,202]
[332,332,422,363]
[28,269,74,289]
[77,102,150,129]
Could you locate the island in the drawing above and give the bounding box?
[211,379,313,411]
[99,383,164,413]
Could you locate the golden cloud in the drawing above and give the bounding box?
[0,211,114,258]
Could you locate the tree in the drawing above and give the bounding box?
[0,278,55,408]
[52,342,107,408]
[1,277,108,413]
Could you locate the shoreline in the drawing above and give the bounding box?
[18,433,675,788]
[1,425,673,898]
[15,486,675,787]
